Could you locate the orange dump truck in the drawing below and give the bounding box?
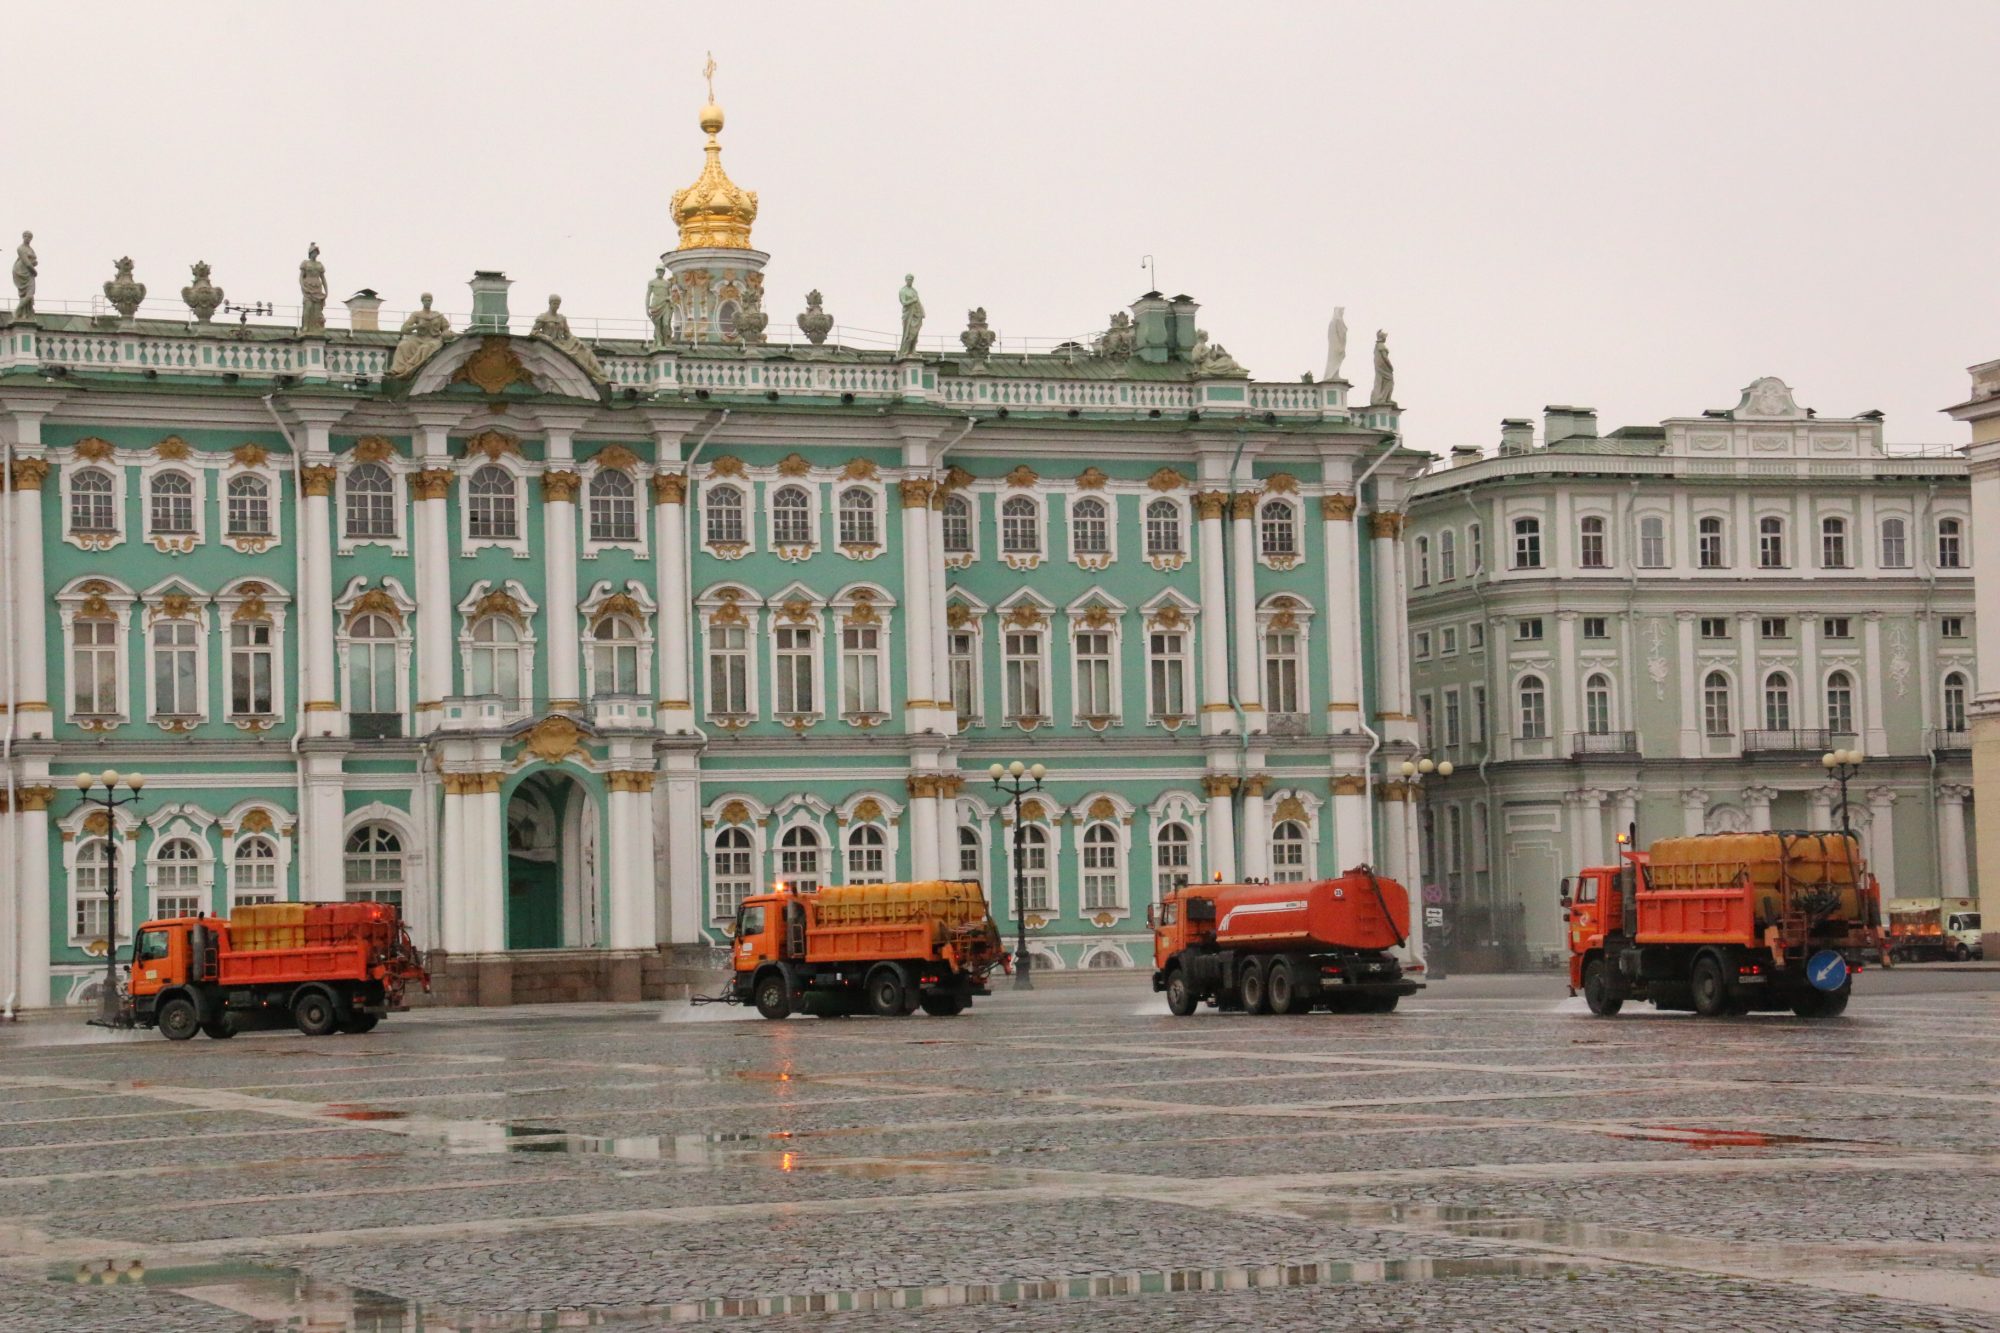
[728,881,1006,1019]
[124,902,429,1040]
[1149,867,1422,1015]
[1565,832,1884,1019]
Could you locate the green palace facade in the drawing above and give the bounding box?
[0,91,1427,1007]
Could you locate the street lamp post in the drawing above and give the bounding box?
[77,769,146,1029]
[988,760,1046,991]
[1398,756,1453,980]
[1821,747,1864,840]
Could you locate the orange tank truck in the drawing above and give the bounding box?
[727,880,1006,1019]
[1149,867,1422,1016]
[124,902,429,1040]
[1565,832,1885,1019]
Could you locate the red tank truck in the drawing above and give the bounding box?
[1149,867,1423,1015]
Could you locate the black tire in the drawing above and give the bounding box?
[1953,943,1972,962]
[1238,957,1270,1015]
[1164,969,1198,1016]
[919,992,966,1017]
[1690,954,1730,1018]
[754,973,792,1020]
[200,1016,236,1040]
[866,966,907,1018]
[292,990,339,1037]
[341,1012,381,1034]
[1583,958,1624,1017]
[1266,956,1303,1016]
[158,997,200,1042]
[1794,983,1851,1018]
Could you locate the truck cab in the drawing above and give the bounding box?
[730,893,808,975]
[1146,891,1216,970]
[1562,855,1641,993]
[126,917,216,1007]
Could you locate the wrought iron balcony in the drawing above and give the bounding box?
[1741,728,1854,753]
[1570,730,1638,757]
[1931,728,1971,754]
[349,712,403,741]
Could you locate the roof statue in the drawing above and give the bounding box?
[103,256,145,323]
[531,294,610,383]
[1370,329,1394,406]
[182,260,223,325]
[1324,307,1347,381]
[670,53,759,251]
[645,264,672,348]
[298,243,327,335]
[12,230,35,318]
[388,293,453,378]
[897,274,924,358]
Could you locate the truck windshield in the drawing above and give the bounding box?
[1952,913,1981,932]
[134,929,169,963]
[737,905,765,937]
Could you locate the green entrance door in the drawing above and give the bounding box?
[506,855,562,950]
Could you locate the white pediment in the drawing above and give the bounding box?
[1732,376,1806,421]
[403,334,606,402]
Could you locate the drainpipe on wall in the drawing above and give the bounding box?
[1463,486,1500,911]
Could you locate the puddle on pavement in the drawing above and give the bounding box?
[55,1253,1578,1328]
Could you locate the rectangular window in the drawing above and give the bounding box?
[1697,520,1725,569]
[948,630,978,720]
[1940,616,1966,639]
[1081,836,1119,911]
[707,624,749,716]
[1074,630,1114,719]
[1019,835,1051,912]
[1469,524,1484,573]
[1760,617,1789,640]
[229,622,274,716]
[1418,694,1435,748]
[1513,520,1542,569]
[1004,630,1044,720]
[75,893,111,942]
[1578,521,1607,568]
[1443,689,1462,748]
[72,620,119,716]
[1413,630,1432,660]
[1472,685,1488,744]
[1823,616,1852,640]
[1939,522,1965,569]
[1468,622,1485,650]
[840,625,880,715]
[1151,631,1189,718]
[1439,626,1458,657]
[1758,520,1786,568]
[152,620,199,717]
[1582,616,1609,640]
[1700,617,1729,640]
[1638,519,1666,568]
[1516,618,1543,642]
[226,479,270,537]
[774,626,815,715]
[1263,628,1299,715]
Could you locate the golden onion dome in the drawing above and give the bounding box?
[672,96,757,251]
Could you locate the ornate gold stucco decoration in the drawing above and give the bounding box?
[349,437,396,464]
[1148,467,1187,492]
[898,477,934,509]
[1004,464,1038,489]
[778,598,815,625]
[842,590,880,626]
[1080,604,1113,628]
[413,468,454,501]
[1193,490,1228,520]
[154,435,192,461]
[776,452,812,477]
[156,591,196,621]
[594,592,644,625]
[453,338,538,396]
[853,797,883,823]
[77,580,115,620]
[709,588,748,626]
[1201,775,1238,798]
[1150,604,1187,630]
[720,800,750,825]
[1076,467,1109,490]
[231,593,269,623]
[463,429,522,461]
[520,715,589,766]
[592,444,639,472]
[1369,511,1405,538]
[841,458,878,481]
[241,808,275,834]
[1268,596,1299,631]
[1002,603,1046,629]
[1229,491,1258,521]
[540,470,582,503]
[1321,493,1358,521]
[1264,472,1299,494]
[9,457,50,490]
[1087,796,1116,822]
[708,455,746,479]
[473,588,525,622]
[1020,798,1047,822]
[651,472,689,505]
[349,587,404,627]
[301,465,338,497]
[84,810,112,836]
[607,770,656,793]
[232,441,270,468]
[1275,795,1308,823]
[73,437,116,462]
[1332,774,1369,796]
[940,464,975,493]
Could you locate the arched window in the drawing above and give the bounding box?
[152,619,200,717]
[233,835,279,906]
[1071,497,1109,555]
[1016,823,1050,911]
[1879,515,1909,568]
[1154,820,1191,899]
[1763,671,1792,732]
[1086,950,1125,969]
[1944,671,1969,733]
[70,467,116,533]
[846,824,887,884]
[151,837,204,917]
[468,465,517,539]
[589,469,637,543]
[1001,496,1039,553]
[777,825,822,891]
[468,616,523,703]
[72,618,119,717]
[1512,517,1542,569]
[1438,528,1457,580]
[348,614,399,717]
[837,487,878,546]
[1638,514,1665,568]
[942,494,972,553]
[1468,522,1484,573]
[230,618,275,717]
[1703,671,1733,736]
[772,485,813,546]
[1938,517,1965,569]
[712,827,755,919]
[346,463,396,538]
[1757,516,1785,569]
[1825,670,1855,735]
[1264,624,1303,717]
[1081,823,1120,910]
[1697,515,1725,568]
[1583,673,1613,735]
[1259,500,1297,557]
[75,838,114,940]
[957,825,983,882]
[150,472,195,534]
[226,474,270,536]
[705,484,746,545]
[1517,675,1547,740]
[1144,499,1181,556]
[1578,515,1607,568]
[1272,821,1308,883]
[343,824,404,906]
[1821,515,1849,568]
[1414,535,1431,586]
[590,617,641,697]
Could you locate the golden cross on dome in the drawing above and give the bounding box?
[703,52,717,103]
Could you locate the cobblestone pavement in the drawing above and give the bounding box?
[1,973,1997,1330]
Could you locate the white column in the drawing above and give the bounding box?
[1744,785,1776,832]
[1321,494,1360,724]
[652,474,692,727]
[1862,612,1888,754]
[439,780,473,953]
[908,775,941,881]
[1938,784,1971,897]
[1229,491,1263,728]
[300,750,345,901]
[899,480,938,729]
[606,773,658,949]
[1240,774,1270,880]
[1613,788,1638,848]
[1555,612,1580,748]
[7,450,51,738]
[1565,792,1589,877]
[543,469,582,711]
[300,465,342,732]
[928,490,954,733]
[1736,611,1758,748]
[1810,787,1834,830]
[1195,492,1232,734]
[475,775,506,952]
[413,467,455,729]
[1370,512,1405,725]
[1683,787,1710,837]
[1379,783,1409,883]
[1677,611,1700,757]
[935,776,961,883]
[1204,775,1238,880]
[661,755,703,943]
[11,786,54,1007]
[1797,611,1820,730]
[1866,787,1898,898]
[1332,776,1371,870]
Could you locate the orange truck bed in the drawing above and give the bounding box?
[1637,833,1873,947]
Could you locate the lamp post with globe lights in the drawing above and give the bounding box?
[1821,747,1863,841]
[1398,756,1453,979]
[988,760,1046,990]
[77,769,146,1029]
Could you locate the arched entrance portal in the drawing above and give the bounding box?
[505,770,602,950]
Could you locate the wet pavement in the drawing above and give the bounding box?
[1,972,1998,1330]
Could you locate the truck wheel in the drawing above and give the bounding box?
[1690,954,1730,1018]
[866,966,907,1018]
[1793,984,1850,1018]
[1238,958,1270,1015]
[157,997,200,1042]
[1164,969,1198,1017]
[292,990,340,1037]
[919,992,966,1017]
[1583,959,1624,1017]
[753,973,792,1020]
[1954,943,1972,962]
[1266,957,1303,1016]
[200,1016,237,1040]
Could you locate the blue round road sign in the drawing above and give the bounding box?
[1807,950,1849,993]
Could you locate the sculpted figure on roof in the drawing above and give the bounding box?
[1094,311,1134,360]
[897,274,924,358]
[299,243,327,335]
[646,264,673,348]
[1370,329,1395,406]
[388,293,454,378]
[532,294,609,383]
[12,231,35,317]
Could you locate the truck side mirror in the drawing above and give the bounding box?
[1558,877,1572,907]
[1144,904,1157,929]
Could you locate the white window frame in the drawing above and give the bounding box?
[1820,514,1850,569]
[699,479,752,558]
[1414,534,1431,587]
[1076,813,1130,916]
[141,580,212,731]
[1763,670,1793,732]
[1943,671,1970,733]
[217,577,291,731]
[835,483,886,559]
[1443,686,1462,748]
[582,463,648,558]
[334,575,417,729]
[832,584,896,726]
[1512,516,1543,570]
[1757,514,1787,569]
[1582,672,1615,735]
[579,579,657,702]
[1271,818,1314,884]
[1149,800,1202,904]
[710,823,759,922]
[1439,626,1458,657]
[342,818,410,908]
[337,452,408,555]
[1066,492,1116,571]
[767,590,826,727]
[57,576,137,729]
[1516,674,1548,740]
[773,816,828,892]
[144,813,217,921]
[221,799,295,908]
[767,481,820,560]
[141,464,204,554]
[459,458,531,558]
[1696,513,1728,569]
[998,491,1046,570]
[940,491,978,566]
[997,595,1055,729]
[1637,513,1667,569]
[1438,527,1457,581]
[1879,514,1910,569]
[1002,815,1058,916]
[697,585,761,727]
[1824,669,1857,736]
[60,449,128,551]
[1142,495,1188,571]
[1937,516,1967,570]
[455,579,539,716]
[843,823,890,884]
[946,600,987,727]
[221,456,285,554]
[60,802,139,946]
[227,832,286,907]
[1703,670,1735,737]
[1067,596,1126,729]
[1257,497,1303,570]
[1577,513,1609,569]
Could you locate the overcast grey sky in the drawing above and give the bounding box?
[8,1,1996,450]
